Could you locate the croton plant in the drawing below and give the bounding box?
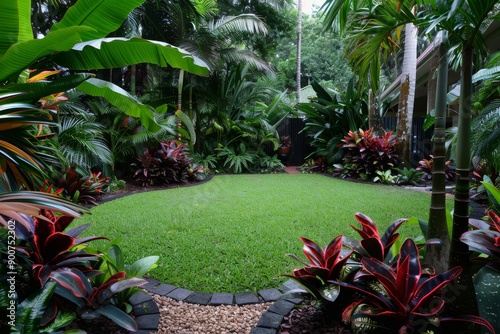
[339,128,399,180]
[4,206,157,333]
[285,213,495,334]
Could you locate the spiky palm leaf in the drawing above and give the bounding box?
[471,103,500,170]
[0,93,55,191]
[178,13,271,72]
[56,103,113,171]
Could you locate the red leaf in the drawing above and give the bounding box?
[54,215,75,232]
[360,238,384,261]
[91,271,127,305]
[488,211,500,232]
[300,237,325,266]
[50,270,90,299]
[411,266,462,312]
[44,232,75,262]
[34,219,56,260]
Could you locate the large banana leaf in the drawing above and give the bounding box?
[53,37,208,76]
[77,78,160,132]
[0,0,31,57]
[0,27,96,82]
[51,0,146,41]
[0,0,208,82]
[0,74,93,103]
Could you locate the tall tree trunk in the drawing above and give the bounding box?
[396,20,417,167]
[296,0,302,103]
[425,32,450,274]
[178,70,185,111]
[369,89,382,133]
[177,70,185,141]
[445,44,479,333]
[130,64,137,96]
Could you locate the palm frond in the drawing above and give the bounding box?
[56,109,112,170]
[471,105,500,169]
[209,14,268,37]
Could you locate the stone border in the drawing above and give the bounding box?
[128,289,160,333]
[250,280,304,334]
[134,278,304,333]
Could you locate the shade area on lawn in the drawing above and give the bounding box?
[76,174,447,294]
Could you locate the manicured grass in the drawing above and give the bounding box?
[76,174,450,294]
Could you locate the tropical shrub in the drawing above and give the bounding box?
[277,136,292,155]
[482,178,500,214]
[393,167,424,186]
[4,208,156,333]
[131,140,197,186]
[191,153,218,170]
[191,66,293,160]
[284,235,354,301]
[50,270,146,332]
[87,242,159,313]
[471,166,500,210]
[338,239,492,334]
[14,211,105,291]
[0,92,54,191]
[284,213,494,333]
[216,144,255,174]
[57,165,111,206]
[297,79,368,164]
[253,151,284,174]
[373,169,397,184]
[416,155,456,182]
[343,213,406,262]
[461,209,500,333]
[462,210,500,271]
[339,128,399,179]
[301,156,331,174]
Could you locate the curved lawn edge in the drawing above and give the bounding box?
[78,174,444,293]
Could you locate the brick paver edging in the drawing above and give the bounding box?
[133,278,304,333]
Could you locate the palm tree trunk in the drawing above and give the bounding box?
[396,19,417,166]
[425,32,450,274]
[445,44,479,333]
[178,70,185,111]
[177,69,185,141]
[130,64,137,96]
[296,0,302,103]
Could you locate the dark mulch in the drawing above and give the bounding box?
[97,174,214,204]
[279,302,351,334]
[65,316,129,333]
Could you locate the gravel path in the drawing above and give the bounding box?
[152,294,272,334]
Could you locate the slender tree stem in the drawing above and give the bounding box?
[296,0,302,103]
[426,32,450,274]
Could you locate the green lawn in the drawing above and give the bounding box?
[77,174,448,294]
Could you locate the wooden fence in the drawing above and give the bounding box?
[272,117,438,167]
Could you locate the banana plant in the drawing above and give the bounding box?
[0,0,209,132]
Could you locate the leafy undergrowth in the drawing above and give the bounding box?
[76,174,449,293]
